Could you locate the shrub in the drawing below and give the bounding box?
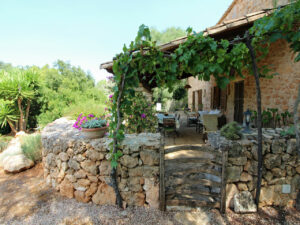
[220,122,242,140]
[21,134,42,162]
[63,99,107,120]
[173,87,186,101]
[0,135,13,152]
[280,125,300,137]
[123,92,157,133]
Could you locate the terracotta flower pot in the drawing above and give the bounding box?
[81,126,108,139]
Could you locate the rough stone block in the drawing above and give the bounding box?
[264,154,281,170]
[140,150,159,166]
[74,190,90,203]
[226,166,242,182]
[226,183,238,208]
[80,160,98,175]
[92,183,116,205]
[99,160,111,176]
[60,178,74,198]
[228,157,247,166]
[120,155,139,168]
[234,191,257,213]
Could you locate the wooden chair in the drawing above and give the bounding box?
[162,118,176,141]
[202,114,218,141]
[187,112,198,127]
[196,116,203,133]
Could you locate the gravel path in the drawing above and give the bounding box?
[1,164,300,225]
[0,164,217,225]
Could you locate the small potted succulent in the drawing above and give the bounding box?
[73,114,108,139]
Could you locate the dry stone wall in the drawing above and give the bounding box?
[208,129,300,208]
[42,118,160,208]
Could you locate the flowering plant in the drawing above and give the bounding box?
[123,92,157,133]
[73,113,107,130]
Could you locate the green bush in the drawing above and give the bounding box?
[123,92,157,133]
[280,125,300,137]
[63,99,106,120]
[220,122,242,140]
[173,87,186,101]
[21,134,42,162]
[0,135,13,152]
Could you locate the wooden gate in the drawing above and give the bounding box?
[159,145,227,213]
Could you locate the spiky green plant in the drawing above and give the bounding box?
[220,122,243,140]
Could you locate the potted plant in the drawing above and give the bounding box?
[73,114,108,139]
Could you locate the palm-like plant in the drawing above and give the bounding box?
[0,69,38,132]
[0,100,19,133]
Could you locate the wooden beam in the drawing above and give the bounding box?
[220,149,228,214]
[159,135,166,211]
[166,199,220,208]
[166,177,221,188]
[164,145,221,156]
[165,166,221,177]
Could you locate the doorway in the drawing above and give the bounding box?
[234,81,244,123]
[197,90,202,110]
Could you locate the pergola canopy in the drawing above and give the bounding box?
[100,5,286,91]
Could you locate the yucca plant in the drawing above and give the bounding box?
[0,100,19,133]
[0,69,39,132]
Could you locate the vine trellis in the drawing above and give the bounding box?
[108,1,300,208]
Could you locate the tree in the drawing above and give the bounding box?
[0,69,39,133]
[0,100,18,133]
[150,27,186,45]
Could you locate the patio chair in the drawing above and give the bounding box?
[196,116,203,133]
[202,114,218,141]
[187,112,198,127]
[162,118,176,141]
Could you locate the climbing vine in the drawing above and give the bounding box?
[108,1,300,208]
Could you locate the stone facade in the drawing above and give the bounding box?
[42,118,160,208]
[188,39,300,123]
[187,0,300,122]
[208,130,300,208]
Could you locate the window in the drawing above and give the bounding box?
[211,86,227,111]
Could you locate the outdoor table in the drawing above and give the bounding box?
[156,113,175,124]
[156,113,180,129]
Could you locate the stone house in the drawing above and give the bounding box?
[187,0,300,123]
[100,0,299,124]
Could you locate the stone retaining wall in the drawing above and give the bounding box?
[42,118,160,208]
[209,129,300,208]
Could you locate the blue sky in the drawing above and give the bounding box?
[0,0,233,82]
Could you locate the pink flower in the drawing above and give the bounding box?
[109,94,113,98]
[141,113,146,119]
[88,114,95,118]
[104,107,108,111]
[106,122,109,127]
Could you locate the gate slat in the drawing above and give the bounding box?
[166,189,220,198]
[166,199,220,208]
[159,137,165,211]
[220,149,228,214]
[165,165,221,177]
[165,157,222,165]
[164,145,222,156]
[166,178,221,187]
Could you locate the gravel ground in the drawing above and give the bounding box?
[3,198,181,225]
[1,164,300,225]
